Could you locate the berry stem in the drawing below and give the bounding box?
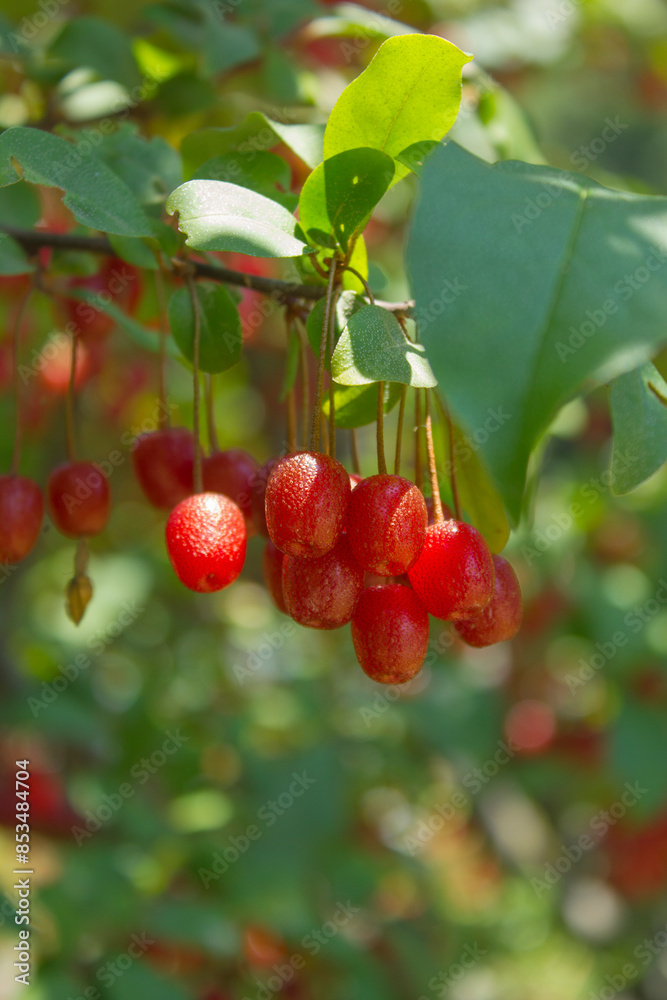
[10,283,33,475]
[296,320,310,449]
[376,381,387,475]
[327,296,336,460]
[65,331,78,463]
[444,398,462,520]
[425,390,444,523]
[309,262,337,452]
[414,389,423,492]
[350,428,360,476]
[187,276,203,495]
[394,385,407,476]
[153,266,170,424]
[205,374,219,453]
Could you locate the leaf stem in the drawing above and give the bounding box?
[376,381,387,475]
[187,276,203,495]
[343,266,375,304]
[10,284,33,475]
[309,262,337,452]
[424,390,444,523]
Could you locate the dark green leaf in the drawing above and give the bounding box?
[93,125,183,205]
[107,234,160,270]
[306,290,367,366]
[332,305,437,387]
[0,233,33,275]
[166,179,308,257]
[610,362,667,494]
[408,142,667,521]
[49,16,142,89]
[324,34,471,184]
[201,15,260,76]
[0,180,40,227]
[298,147,394,252]
[322,381,403,429]
[168,283,242,373]
[0,127,152,237]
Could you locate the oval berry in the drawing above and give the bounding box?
[454,555,522,647]
[203,448,259,536]
[48,461,110,539]
[262,539,287,614]
[352,584,429,684]
[346,474,426,575]
[0,475,43,563]
[132,428,194,509]
[165,493,246,593]
[407,519,494,621]
[266,451,350,558]
[282,535,363,629]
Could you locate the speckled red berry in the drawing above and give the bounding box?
[0,475,43,563]
[352,584,429,684]
[165,492,246,593]
[48,461,110,538]
[266,451,350,559]
[262,539,287,614]
[454,555,522,647]
[203,448,259,536]
[407,519,494,621]
[346,474,426,576]
[132,428,194,509]
[282,535,363,629]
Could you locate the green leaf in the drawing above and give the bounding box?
[610,363,667,494]
[242,0,318,40]
[49,16,142,89]
[93,125,183,205]
[0,127,152,237]
[322,381,403,429]
[332,305,437,387]
[200,15,260,76]
[192,151,296,211]
[166,179,308,257]
[107,233,160,270]
[298,147,394,252]
[182,113,324,178]
[407,142,667,521]
[306,290,366,366]
[168,283,242,374]
[0,233,33,275]
[324,34,471,184]
[0,181,40,227]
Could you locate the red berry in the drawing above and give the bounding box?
[454,555,522,647]
[262,539,287,614]
[203,448,259,536]
[282,535,363,629]
[407,519,494,621]
[266,451,350,558]
[346,474,426,575]
[165,493,246,593]
[0,475,43,563]
[47,461,110,538]
[132,428,194,509]
[249,457,279,537]
[352,584,429,684]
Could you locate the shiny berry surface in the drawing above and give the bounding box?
[262,539,287,614]
[132,428,194,509]
[48,461,110,539]
[203,448,259,536]
[0,475,43,563]
[454,555,522,647]
[282,535,363,629]
[266,451,350,559]
[407,519,494,621]
[352,584,429,684]
[346,474,427,576]
[165,493,246,593]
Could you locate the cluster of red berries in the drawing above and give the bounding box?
[154,441,522,685]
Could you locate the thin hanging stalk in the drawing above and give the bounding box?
[309,263,337,452]
[376,381,387,475]
[186,276,203,494]
[424,390,444,523]
[10,285,33,475]
[297,321,310,449]
[394,385,407,476]
[414,389,423,492]
[205,374,219,454]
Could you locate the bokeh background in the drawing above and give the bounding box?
[1,1,667,998]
